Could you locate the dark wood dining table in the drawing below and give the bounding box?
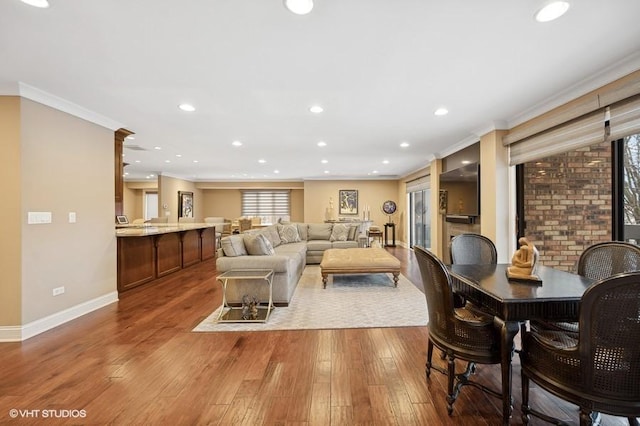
[448,263,595,425]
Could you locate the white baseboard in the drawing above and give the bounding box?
[0,292,119,342]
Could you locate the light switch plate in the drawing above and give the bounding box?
[68,212,77,223]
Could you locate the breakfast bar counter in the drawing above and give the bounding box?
[116,223,216,292]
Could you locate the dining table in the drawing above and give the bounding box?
[448,263,595,425]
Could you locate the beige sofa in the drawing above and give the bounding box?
[216,223,366,305]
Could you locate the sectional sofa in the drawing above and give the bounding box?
[216,223,366,305]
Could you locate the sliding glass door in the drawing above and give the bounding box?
[409,189,430,249]
[620,133,640,243]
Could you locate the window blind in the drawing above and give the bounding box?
[508,109,606,166]
[608,94,640,141]
[241,190,290,217]
[406,175,430,193]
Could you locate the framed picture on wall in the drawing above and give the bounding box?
[339,189,358,215]
[178,191,194,218]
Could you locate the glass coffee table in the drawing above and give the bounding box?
[216,269,274,322]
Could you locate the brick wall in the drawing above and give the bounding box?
[523,141,612,271]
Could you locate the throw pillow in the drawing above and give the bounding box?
[330,223,350,241]
[278,224,301,244]
[243,233,275,256]
[261,226,282,247]
[220,234,248,257]
[347,225,358,241]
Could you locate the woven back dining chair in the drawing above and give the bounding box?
[520,272,640,425]
[533,241,640,334]
[450,233,497,265]
[413,245,503,417]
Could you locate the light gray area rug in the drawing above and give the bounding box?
[193,265,428,332]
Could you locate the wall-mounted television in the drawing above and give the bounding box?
[439,162,480,219]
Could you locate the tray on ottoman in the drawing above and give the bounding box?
[319,248,401,288]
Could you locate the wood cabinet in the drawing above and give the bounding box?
[117,224,215,292]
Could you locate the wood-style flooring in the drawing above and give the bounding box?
[0,247,632,425]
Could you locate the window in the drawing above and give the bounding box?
[241,190,290,217]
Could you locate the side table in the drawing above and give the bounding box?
[384,223,396,247]
[216,269,274,322]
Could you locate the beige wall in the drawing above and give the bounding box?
[20,98,117,323]
[123,181,158,221]
[303,180,399,230]
[0,97,22,326]
[158,175,203,221]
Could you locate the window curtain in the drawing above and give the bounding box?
[507,109,607,166]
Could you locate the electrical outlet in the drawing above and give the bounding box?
[52,286,65,296]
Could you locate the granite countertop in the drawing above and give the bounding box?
[115,223,215,237]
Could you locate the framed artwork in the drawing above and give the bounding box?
[178,191,194,218]
[339,189,358,215]
[439,190,448,214]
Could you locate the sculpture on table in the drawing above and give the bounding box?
[241,294,259,320]
[507,237,541,282]
[325,197,337,221]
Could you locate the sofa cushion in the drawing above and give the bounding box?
[330,223,350,241]
[220,234,248,257]
[308,223,333,240]
[261,225,282,248]
[243,233,275,255]
[307,240,333,251]
[297,223,308,241]
[278,224,301,244]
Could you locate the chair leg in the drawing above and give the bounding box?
[628,417,639,426]
[426,340,434,379]
[446,354,456,415]
[579,408,596,426]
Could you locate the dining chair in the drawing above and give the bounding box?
[238,218,252,232]
[413,245,504,417]
[450,233,497,265]
[532,241,640,334]
[519,272,640,425]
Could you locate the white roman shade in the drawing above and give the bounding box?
[241,190,290,217]
[608,94,640,141]
[406,175,430,193]
[508,109,606,166]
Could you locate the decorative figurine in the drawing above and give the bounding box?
[507,237,541,283]
[241,294,260,320]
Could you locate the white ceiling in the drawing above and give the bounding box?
[2,0,640,182]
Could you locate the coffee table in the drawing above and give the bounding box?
[319,248,401,288]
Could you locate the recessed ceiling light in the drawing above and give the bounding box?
[400,142,410,148]
[258,159,266,164]
[135,160,141,163]
[535,1,570,22]
[20,0,49,8]
[154,146,162,150]
[434,107,449,116]
[165,160,171,163]
[382,160,389,164]
[125,135,135,140]
[317,141,327,147]
[321,159,328,164]
[124,172,129,176]
[150,174,155,177]
[284,0,313,15]
[274,170,280,174]
[309,105,324,114]
[461,160,471,165]
[372,170,379,174]
[193,160,199,163]
[178,103,196,112]
[232,140,243,147]
[176,154,182,158]
[324,170,330,174]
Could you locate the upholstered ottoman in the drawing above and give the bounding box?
[319,248,401,288]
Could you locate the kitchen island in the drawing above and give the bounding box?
[116,223,216,292]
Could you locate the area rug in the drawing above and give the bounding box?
[193,265,428,332]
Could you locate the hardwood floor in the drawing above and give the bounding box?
[0,247,632,425]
